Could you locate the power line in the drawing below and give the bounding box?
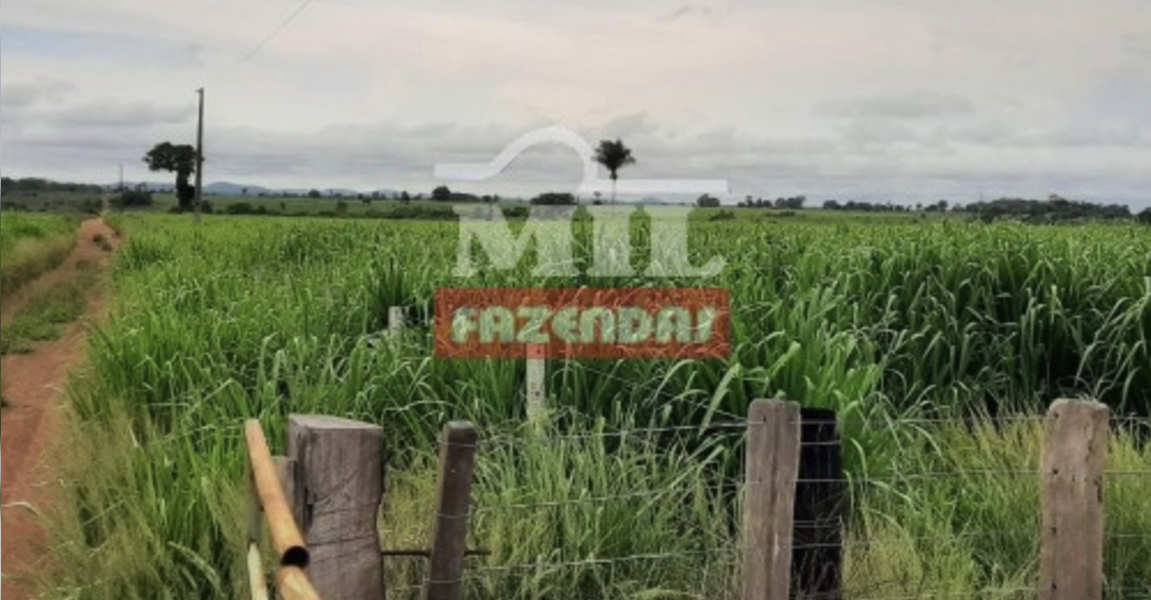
[199,0,319,89]
[235,0,319,65]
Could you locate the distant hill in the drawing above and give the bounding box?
[104,180,400,198]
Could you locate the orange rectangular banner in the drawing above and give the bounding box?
[434,287,732,359]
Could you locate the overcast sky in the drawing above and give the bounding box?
[2,0,1150,206]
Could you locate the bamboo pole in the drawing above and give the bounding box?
[245,419,309,568]
[247,543,270,600]
[277,566,325,600]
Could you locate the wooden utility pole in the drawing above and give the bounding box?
[194,87,205,224]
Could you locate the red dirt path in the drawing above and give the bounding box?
[1,218,120,600]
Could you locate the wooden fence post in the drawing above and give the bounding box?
[743,399,802,600]
[1039,398,1109,600]
[425,422,479,600]
[526,344,547,423]
[270,456,297,600]
[389,307,406,338]
[791,407,844,599]
[287,416,386,600]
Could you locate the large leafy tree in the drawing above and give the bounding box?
[1139,207,1151,226]
[594,139,636,204]
[143,142,198,212]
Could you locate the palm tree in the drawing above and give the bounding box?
[594,139,637,205]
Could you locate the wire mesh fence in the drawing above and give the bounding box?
[376,402,1151,600]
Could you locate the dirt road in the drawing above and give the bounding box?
[1,218,121,600]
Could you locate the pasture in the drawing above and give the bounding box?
[39,212,1151,600]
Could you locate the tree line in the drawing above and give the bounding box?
[959,195,1144,223]
[1,177,105,194]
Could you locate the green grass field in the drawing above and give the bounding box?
[0,212,79,298]
[38,213,1151,600]
[141,192,956,224]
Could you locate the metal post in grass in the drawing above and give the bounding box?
[791,407,844,599]
[743,399,802,600]
[1039,398,1109,600]
[287,415,386,600]
[425,421,479,600]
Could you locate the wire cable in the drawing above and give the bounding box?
[235,0,320,65]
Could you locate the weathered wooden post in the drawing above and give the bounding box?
[1039,398,1109,600]
[743,399,802,600]
[791,407,844,599]
[526,343,547,424]
[389,307,406,338]
[286,416,386,600]
[425,422,479,600]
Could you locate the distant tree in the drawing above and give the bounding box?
[697,194,722,208]
[400,191,412,203]
[1139,208,1151,226]
[965,196,1133,223]
[778,196,806,210]
[594,139,637,204]
[226,202,255,215]
[308,189,322,199]
[531,192,577,206]
[143,142,198,212]
[432,186,453,201]
[823,200,842,211]
[114,189,155,209]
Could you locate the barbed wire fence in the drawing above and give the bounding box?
[375,401,1150,600]
[360,317,1151,600]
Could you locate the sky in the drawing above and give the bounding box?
[2,0,1150,207]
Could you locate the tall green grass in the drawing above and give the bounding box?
[39,213,1151,600]
[0,213,78,297]
[1,261,99,355]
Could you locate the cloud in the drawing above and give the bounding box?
[0,77,74,109]
[44,101,197,129]
[0,0,1149,209]
[0,23,204,67]
[818,91,977,119]
[655,2,736,23]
